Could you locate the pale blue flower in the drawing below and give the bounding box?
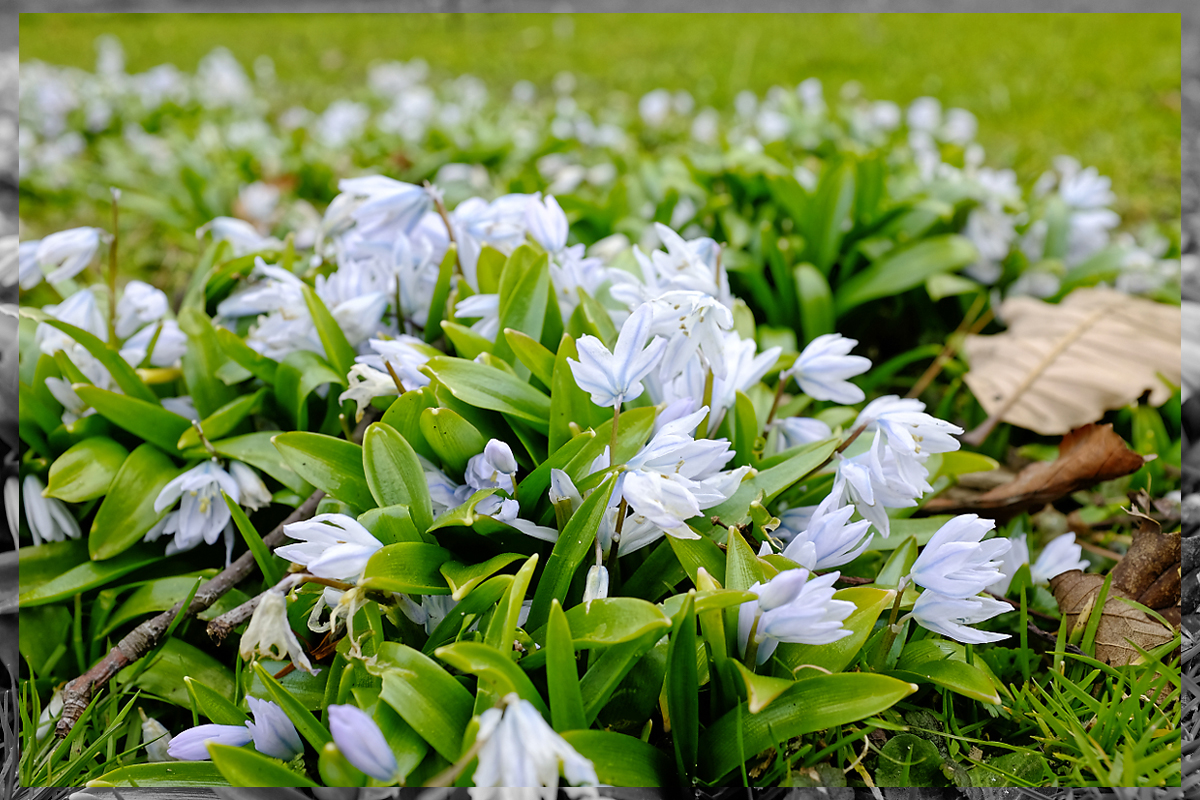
[22,474,81,546]
[855,395,962,457]
[328,704,398,782]
[526,194,568,253]
[153,460,241,552]
[166,723,252,761]
[472,694,598,788]
[277,513,383,581]
[465,440,519,493]
[1031,532,1089,585]
[568,302,667,409]
[36,227,104,284]
[245,697,303,761]
[115,280,168,339]
[779,493,873,571]
[910,590,1010,644]
[910,514,1009,599]
[783,333,871,404]
[737,568,855,665]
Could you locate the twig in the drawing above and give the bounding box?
[906,295,991,399]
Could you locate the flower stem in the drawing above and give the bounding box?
[742,614,762,671]
[698,366,715,438]
[871,578,908,671]
[764,374,788,429]
[609,402,621,464]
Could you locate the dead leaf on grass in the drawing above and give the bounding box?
[924,423,1146,520]
[961,287,1180,443]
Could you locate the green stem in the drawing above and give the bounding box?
[764,374,787,429]
[698,367,715,438]
[609,402,621,464]
[872,579,908,671]
[742,614,762,671]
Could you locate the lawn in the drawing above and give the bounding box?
[18,13,1182,223]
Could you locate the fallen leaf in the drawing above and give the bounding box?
[924,423,1146,520]
[1183,301,1200,402]
[1109,513,1180,611]
[1048,572,1175,666]
[961,287,1180,441]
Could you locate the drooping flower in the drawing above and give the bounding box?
[568,302,667,409]
[140,712,174,762]
[773,416,834,452]
[328,704,399,783]
[737,568,855,665]
[910,590,1011,644]
[276,513,384,581]
[36,227,105,284]
[166,723,253,761]
[22,474,81,545]
[228,461,271,512]
[781,333,871,404]
[239,589,316,676]
[1030,532,1089,585]
[153,460,241,552]
[472,694,598,788]
[465,440,519,493]
[244,696,304,760]
[910,514,1010,598]
[830,433,925,539]
[119,319,189,367]
[340,364,400,423]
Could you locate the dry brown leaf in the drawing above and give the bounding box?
[1184,301,1200,401]
[961,287,1180,439]
[923,423,1146,520]
[1048,572,1175,666]
[1110,513,1180,610]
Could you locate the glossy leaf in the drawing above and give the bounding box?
[21,311,157,403]
[178,308,240,416]
[121,637,234,707]
[210,431,311,494]
[874,536,919,588]
[209,743,318,787]
[358,505,425,546]
[556,597,673,648]
[273,431,374,510]
[777,586,895,676]
[362,422,433,532]
[732,660,795,714]
[561,730,675,788]
[834,234,978,313]
[506,328,556,386]
[420,406,486,478]
[21,543,166,605]
[380,386,440,462]
[44,436,129,502]
[484,553,538,653]
[441,553,523,600]
[177,388,266,451]
[74,385,191,454]
[426,356,551,432]
[794,263,836,344]
[275,349,345,431]
[215,325,278,384]
[361,542,454,595]
[546,599,587,732]
[435,641,549,716]
[301,283,358,380]
[491,245,551,372]
[184,675,249,725]
[90,762,231,787]
[665,592,699,784]
[423,244,458,343]
[440,320,493,360]
[375,642,474,761]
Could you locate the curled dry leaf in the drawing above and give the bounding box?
[924,423,1146,520]
[961,287,1180,442]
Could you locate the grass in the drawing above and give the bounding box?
[17,13,1182,223]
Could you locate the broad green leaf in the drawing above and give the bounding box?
[729,391,761,470]
[246,659,327,710]
[89,761,231,787]
[273,431,374,510]
[420,406,485,478]
[665,592,699,784]
[875,732,944,787]
[20,311,157,403]
[44,436,129,502]
[805,159,856,274]
[210,431,310,494]
[834,234,978,314]
[506,328,556,386]
[668,535,727,586]
[968,751,1052,788]
[21,543,165,605]
[358,505,425,546]
[374,642,474,761]
[215,326,278,384]
[423,245,458,343]
[178,308,240,416]
[660,588,757,618]
[875,536,919,588]
[514,428,595,517]
[184,675,249,725]
[526,475,616,630]
[251,661,332,748]
[440,320,493,359]
[476,245,507,294]
[275,349,345,431]
[224,492,287,587]
[441,553,523,601]
[318,741,367,788]
[697,436,838,530]
[424,356,551,432]
[102,575,247,636]
[492,245,551,372]
[209,743,318,787]
[17,540,88,596]
[484,553,538,653]
[362,422,433,532]
[560,730,675,788]
[546,600,586,732]
[698,673,917,782]
[424,575,512,655]
[361,543,454,595]
[556,597,672,648]
[732,660,795,714]
[121,638,234,707]
[891,660,1001,704]
[177,388,267,451]
[724,527,765,591]
[549,334,605,452]
[380,386,439,462]
[74,385,191,454]
[794,263,835,344]
[370,694,428,783]
[935,450,1000,479]
[576,288,619,348]
[926,272,982,302]
[435,641,549,716]
[301,283,358,379]
[19,605,70,676]
[777,586,895,676]
[579,629,667,723]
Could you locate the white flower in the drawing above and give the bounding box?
[141,713,174,762]
[910,514,1009,598]
[612,223,730,309]
[855,395,963,458]
[119,319,188,367]
[37,288,107,354]
[987,533,1030,596]
[166,723,253,760]
[36,227,104,284]
[359,336,433,391]
[244,697,304,760]
[36,688,64,739]
[276,513,383,581]
[328,704,398,782]
[477,494,560,543]
[568,302,667,409]
[1030,532,1088,585]
[465,440,519,493]
[198,217,282,257]
[783,333,871,404]
[339,364,399,423]
[5,476,19,549]
[115,280,168,339]
[830,434,925,539]
[229,461,272,512]
[737,568,855,665]
[650,290,735,381]
[239,589,317,675]
[582,564,609,605]
[773,417,833,452]
[238,181,281,225]
[526,194,568,253]
[161,395,200,420]
[153,460,241,551]
[473,694,598,788]
[455,292,502,340]
[779,493,873,571]
[11,239,41,290]
[22,474,81,545]
[338,175,433,240]
[910,590,1011,644]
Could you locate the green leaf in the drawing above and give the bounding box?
[246,659,327,710]
[358,505,426,546]
[576,288,619,347]
[211,431,310,495]
[557,597,673,648]
[177,388,267,451]
[102,575,247,636]
[17,539,88,598]
[21,543,166,605]
[724,527,765,591]
[506,328,557,386]
[424,575,512,655]
[697,673,917,782]
[934,450,1000,479]
[968,751,1051,788]
[44,436,129,502]
[668,535,727,586]
[546,600,587,732]
[891,659,1000,705]
[440,320,493,360]
[425,356,551,432]
[19,605,70,676]
[730,391,760,470]
[184,675,250,725]
[484,553,538,653]
[74,385,191,454]
[834,234,978,314]
[874,536,919,588]
[526,475,616,631]
[301,283,358,379]
[121,637,234,707]
[875,733,944,787]
[209,743,318,787]
[24,312,158,403]
[362,422,434,532]
[514,428,595,517]
[178,308,240,416]
[732,659,796,714]
[579,629,666,723]
[424,245,458,343]
[215,325,278,384]
[251,661,332,748]
[665,592,699,784]
[435,641,550,716]
[420,407,486,478]
[380,386,440,462]
[375,642,474,761]
[441,553,524,601]
[697,436,838,530]
[561,729,676,787]
[223,491,287,587]
[361,542,454,595]
[794,263,836,343]
[370,695,429,783]
[275,349,345,431]
[90,761,231,787]
[805,158,856,274]
[778,586,895,676]
[926,272,982,302]
[273,431,374,510]
[492,245,551,373]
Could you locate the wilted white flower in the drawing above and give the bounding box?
[782,333,871,404]
[737,568,855,665]
[140,712,174,762]
[910,514,1009,598]
[328,704,398,782]
[582,564,609,605]
[239,589,316,675]
[277,513,383,581]
[22,474,81,545]
[910,590,1011,644]
[339,364,399,423]
[473,694,598,788]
